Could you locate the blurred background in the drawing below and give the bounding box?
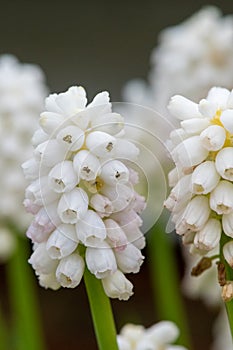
[0,1,233,349]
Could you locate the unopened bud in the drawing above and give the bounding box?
[222,281,233,302]
[191,257,212,276]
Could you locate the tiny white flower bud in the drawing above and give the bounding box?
[121,221,145,250]
[210,180,233,215]
[215,147,233,181]
[29,243,58,274]
[171,136,209,168]
[168,167,180,187]
[34,139,68,168]
[56,125,85,151]
[102,269,133,300]
[76,210,106,246]
[31,129,48,147]
[54,86,87,115]
[194,218,221,251]
[26,203,59,243]
[223,212,233,238]
[46,224,78,259]
[39,111,66,135]
[220,109,233,133]
[200,125,226,151]
[223,241,233,268]
[90,193,113,217]
[164,174,192,212]
[38,272,61,290]
[48,160,79,193]
[22,158,39,180]
[181,118,210,135]
[91,112,124,135]
[25,176,60,206]
[86,131,116,158]
[57,188,88,224]
[191,161,220,194]
[105,219,128,250]
[169,128,188,146]
[73,150,100,181]
[100,160,129,185]
[56,252,85,288]
[85,241,117,278]
[114,139,139,160]
[168,95,202,120]
[207,87,230,109]
[176,196,210,234]
[101,183,134,212]
[198,99,218,118]
[114,243,144,273]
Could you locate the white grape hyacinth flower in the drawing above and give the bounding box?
[23,85,146,299]
[117,321,188,350]
[165,86,233,272]
[0,54,48,260]
[123,6,233,121]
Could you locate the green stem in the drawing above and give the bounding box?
[6,235,46,350]
[220,232,233,336]
[147,219,193,349]
[84,268,119,350]
[0,303,8,350]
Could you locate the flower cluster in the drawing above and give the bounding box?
[123,6,233,119]
[0,54,47,260]
[117,321,187,350]
[165,87,233,268]
[23,86,146,300]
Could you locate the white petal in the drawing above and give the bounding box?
[206,87,230,109]
[56,252,85,288]
[85,241,117,278]
[100,160,129,185]
[102,269,133,300]
[168,95,203,120]
[86,131,116,158]
[48,160,79,193]
[56,125,85,151]
[76,210,106,246]
[198,99,218,118]
[191,161,220,194]
[57,188,88,224]
[73,150,100,181]
[171,136,209,168]
[216,147,233,181]
[223,212,233,238]
[194,218,221,251]
[210,180,233,215]
[46,225,78,259]
[220,109,233,133]
[114,243,144,273]
[200,125,226,151]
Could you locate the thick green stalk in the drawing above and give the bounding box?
[220,232,233,336]
[84,268,119,350]
[147,219,193,349]
[6,235,46,350]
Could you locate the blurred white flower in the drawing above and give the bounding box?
[123,6,233,122]
[23,85,146,299]
[117,321,187,350]
[0,54,48,260]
